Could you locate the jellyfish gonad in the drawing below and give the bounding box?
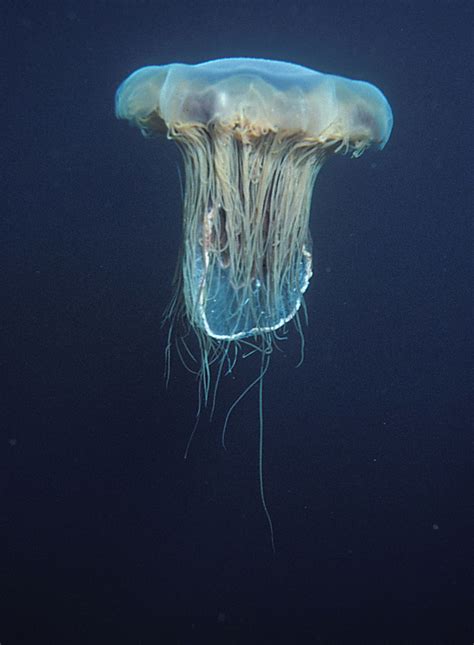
[115,58,393,549]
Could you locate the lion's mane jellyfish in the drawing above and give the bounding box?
[116,58,393,549]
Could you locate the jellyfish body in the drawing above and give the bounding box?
[116,58,393,346]
[116,59,392,551]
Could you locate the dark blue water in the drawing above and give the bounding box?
[2,1,471,643]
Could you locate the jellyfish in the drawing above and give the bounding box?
[115,58,393,549]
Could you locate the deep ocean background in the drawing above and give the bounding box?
[2,1,472,643]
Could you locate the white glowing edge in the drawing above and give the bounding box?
[197,245,313,341]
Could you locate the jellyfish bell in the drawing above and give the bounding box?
[116,58,393,349]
